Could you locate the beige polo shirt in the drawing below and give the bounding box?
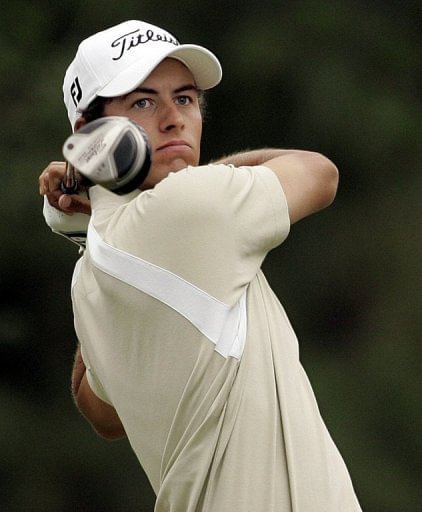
[72,164,361,511]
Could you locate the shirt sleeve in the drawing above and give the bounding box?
[222,163,291,255]
[93,163,290,304]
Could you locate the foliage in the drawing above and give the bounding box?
[1,1,421,510]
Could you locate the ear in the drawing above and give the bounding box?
[74,117,87,132]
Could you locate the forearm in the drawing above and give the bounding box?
[216,147,338,224]
[71,344,86,400]
[71,344,126,440]
[77,374,126,440]
[212,148,305,167]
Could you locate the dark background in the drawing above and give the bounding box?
[1,1,421,511]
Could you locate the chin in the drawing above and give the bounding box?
[161,158,193,174]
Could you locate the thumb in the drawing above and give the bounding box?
[58,193,92,215]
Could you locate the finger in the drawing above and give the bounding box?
[39,162,67,194]
[47,171,64,193]
[39,172,48,195]
[39,169,55,195]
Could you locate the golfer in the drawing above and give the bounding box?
[39,19,362,512]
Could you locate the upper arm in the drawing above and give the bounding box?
[263,151,339,224]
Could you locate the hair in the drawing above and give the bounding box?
[80,96,110,123]
[81,90,207,123]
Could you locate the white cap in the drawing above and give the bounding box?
[63,20,222,128]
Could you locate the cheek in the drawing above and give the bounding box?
[193,112,203,144]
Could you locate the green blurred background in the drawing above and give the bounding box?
[1,1,421,510]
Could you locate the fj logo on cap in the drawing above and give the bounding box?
[111,29,179,61]
[70,77,82,107]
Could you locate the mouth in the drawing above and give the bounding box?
[156,140,191,152]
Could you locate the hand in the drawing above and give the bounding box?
[39,161,91,215]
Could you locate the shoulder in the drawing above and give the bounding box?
[152,162,281,208]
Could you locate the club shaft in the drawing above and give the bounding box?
[61,162,79,194]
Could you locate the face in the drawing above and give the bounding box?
[102,58,203,189]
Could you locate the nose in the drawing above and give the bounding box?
[159,103,184,132]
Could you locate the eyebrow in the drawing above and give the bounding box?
[127,84,199,97]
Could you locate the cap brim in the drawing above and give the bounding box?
[98,44,222,98]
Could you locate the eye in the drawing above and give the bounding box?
[175,95,192,106]
[133,98,153,110]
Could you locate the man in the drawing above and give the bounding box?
[40,19,362,512]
